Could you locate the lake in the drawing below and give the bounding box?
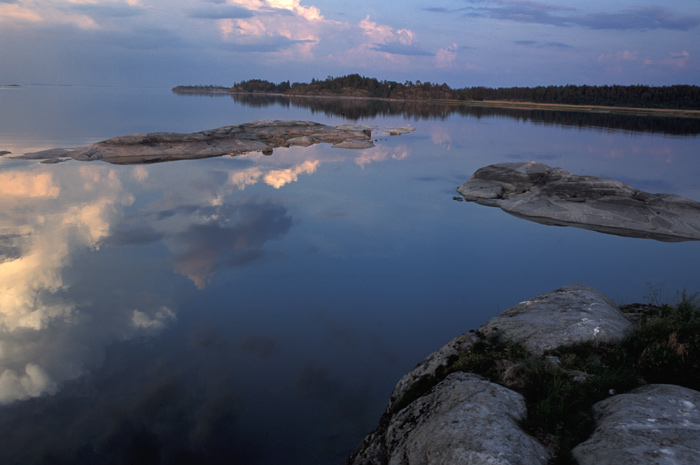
[0,85,699,464]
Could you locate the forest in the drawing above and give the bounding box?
[174,74,700,110]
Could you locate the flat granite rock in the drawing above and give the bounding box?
[572,384,700,465]
[457,161,700,242]
[15,120,380,165]
[479,284,634,356]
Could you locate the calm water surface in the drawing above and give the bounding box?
[0,86,699,464]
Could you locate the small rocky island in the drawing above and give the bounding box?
[349,284,700,465]
[14,120,414,165]
[457,161,700,242]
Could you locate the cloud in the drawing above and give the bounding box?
[71,2,143,18]
[370,43,432,57]
[0,171,60,198]
[0,3,41,22]
[644,50,691,70]
[263,160,320,188]
[355,146,409,169]
[132,166,149,182]
[597,49,639,63]
[464,1,700,31]
[187,4,254,19]
[435,43,458,68]
[578,7,700,31]
[170,200,293,289]
[131,307,176,330]
[516,40,572,49]
[0,166,176,404]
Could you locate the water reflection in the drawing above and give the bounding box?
[2,87,699,465]
[193,92,700,136]
[0,142,410,404]
[0,165,175,403]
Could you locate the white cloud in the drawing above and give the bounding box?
[131,307,176,330]
[355,146,408,169]
[0,363,57,404]
[0,165,175,404]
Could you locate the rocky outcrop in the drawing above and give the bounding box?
[388,332,480,413]
[349,372,550,465]
[572,384,700,465]
[349,285,700,465]
[479,284,635,356]
[457,161,700,242]
[16,120,385,165]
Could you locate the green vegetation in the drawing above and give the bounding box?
[390,293,700,465]
[175,74,700,110]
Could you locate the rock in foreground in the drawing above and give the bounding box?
[572,384,700,465]
[349,284,700,465]
[457,161,700,242]
[349,372,550,465]
[16,120,380,165]
[479,284,635,356]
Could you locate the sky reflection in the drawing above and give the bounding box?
[0,88,698,464]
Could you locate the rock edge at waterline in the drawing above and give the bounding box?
[14,120,414,165]
[457,161,700,242]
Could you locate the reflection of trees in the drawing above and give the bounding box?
[227,94,700,136]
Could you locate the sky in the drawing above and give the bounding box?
[1,0,699,90]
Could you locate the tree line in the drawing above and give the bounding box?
[176,74,700,110]
[226,93,700,136]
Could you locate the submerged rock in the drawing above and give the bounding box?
[479,284,634,356]
[385,125,415,136]
[349,372,550,465]
[572,384,700,465]
[16,120,382,165]
[457,161,700,242]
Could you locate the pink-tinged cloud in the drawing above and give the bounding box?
[263,160,320,188]
[0,4,42,23]
[436,43,458,68]
[644,50,690,70]
[0,172,60,198]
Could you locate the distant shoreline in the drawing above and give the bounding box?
[172,87,700,119]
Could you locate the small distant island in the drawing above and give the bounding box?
[173,74,700,117]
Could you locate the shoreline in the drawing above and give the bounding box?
[171,88,700,119]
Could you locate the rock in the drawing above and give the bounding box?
[572,384,700,465]
[0,151,10,156]
[388,333,480,413]
[16,120,388,165]
[349,372,550,465]
[386,125,415,136]
[479,284,634,356]
[457,161,700,242]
